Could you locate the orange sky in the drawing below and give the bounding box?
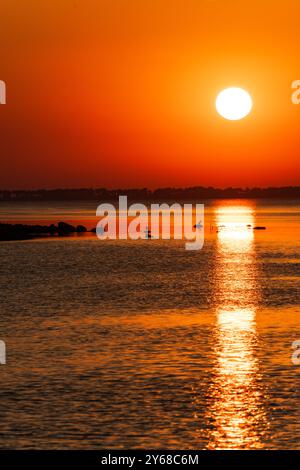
[0,0,299,189]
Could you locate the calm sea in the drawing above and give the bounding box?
[0,199,299,449]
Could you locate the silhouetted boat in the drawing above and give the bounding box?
[193,221,203,229]
[253,226,266,230]
[144,227,152,239]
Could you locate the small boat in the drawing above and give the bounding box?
[144,227,152,239]
[253,226,266,230]
[193,221,203,229]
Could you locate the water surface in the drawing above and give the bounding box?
[0,199,299,449]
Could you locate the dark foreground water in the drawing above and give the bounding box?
[0,200,299,449]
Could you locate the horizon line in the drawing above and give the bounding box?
[1,185,300,192]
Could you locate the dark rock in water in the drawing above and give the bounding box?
[57,221,76,233]
[0,222,57,241]
[49,224,58,234]
[0,221,92,241]
[76,225,87,233]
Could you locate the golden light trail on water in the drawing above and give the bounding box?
[206,203,269,449]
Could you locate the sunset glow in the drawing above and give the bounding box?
[0,0,300,188]
[0,0,300,455]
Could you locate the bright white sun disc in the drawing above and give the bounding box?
[216,87,252,120]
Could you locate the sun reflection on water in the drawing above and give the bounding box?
[206,202,268,449]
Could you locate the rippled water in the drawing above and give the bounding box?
[0,199,299,449]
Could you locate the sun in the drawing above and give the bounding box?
[216,87,253,121]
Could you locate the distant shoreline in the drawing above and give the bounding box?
[0,186,299,202]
